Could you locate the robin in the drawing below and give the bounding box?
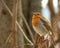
[32,12,55,47]
[32,12,55,48]
[32,12,53,36]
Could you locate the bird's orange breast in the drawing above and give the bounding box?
[32,17,38,26]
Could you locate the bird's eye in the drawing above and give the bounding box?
[37,14,39,15]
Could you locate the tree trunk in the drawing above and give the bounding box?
[0,0,12,48]
[17,0,24,48]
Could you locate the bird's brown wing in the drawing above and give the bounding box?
[39,16,53,32]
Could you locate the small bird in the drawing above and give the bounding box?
[32,12,53,36]
[32,12,55,48]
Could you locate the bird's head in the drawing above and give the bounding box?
[32,12,40,19]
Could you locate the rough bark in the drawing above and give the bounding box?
[0,0,12,48]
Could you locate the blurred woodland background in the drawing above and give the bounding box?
[0,0,60,48]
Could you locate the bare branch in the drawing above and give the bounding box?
[1,0,33,45]
[2,33,12,48]
[17,0,34,42]
[20,13,34,42]
[16,21,33,45]
[12,0,17,48]
[1,0,12,16]
[5,33,12,44]
[1,0,34,43]
[4,22,33,46]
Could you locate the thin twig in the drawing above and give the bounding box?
[2,33,12,48]
[5,33,12,44]
[24,44,33,45]
[20,13,34,42]
[1,0,34,43]
[16,21,33,45]
[4,22,33,45]
[1,0,33,45]
[18,0,34,42]
[19,44,33,46]
[1,0,12,16]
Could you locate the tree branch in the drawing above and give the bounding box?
[1,0,33,45]
[12,0,17,48]
[1,0,34,43]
